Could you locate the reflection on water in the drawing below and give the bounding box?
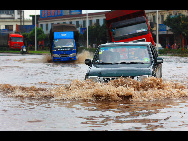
[0,54,188,130]
[1,95,188,131]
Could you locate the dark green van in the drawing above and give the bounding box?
[85,42,163,82]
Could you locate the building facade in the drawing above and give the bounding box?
[38,10,108,34]
[0,10,21,19]
[0,10,32,33]
[39,10,188,48]
[145,10,188,47]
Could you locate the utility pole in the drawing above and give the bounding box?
[86,10,88,48]
[156,10,159,52]
[35,10,37,51]
[23,10,24,27]
[20,10,22,33]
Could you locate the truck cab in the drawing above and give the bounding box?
[8,34,24,50]
[105,10,155,45]
[52,31,77,62]
[85,42,163,82]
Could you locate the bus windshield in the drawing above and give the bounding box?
[97,45,151,64]
[11,37,23,42]
[112,23,148,39]
[54,39,74,48]
[111,16,149,41]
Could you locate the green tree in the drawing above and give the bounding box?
[28,27,46,45]
[82,24,107,47]
[164,14,188,50]
[22,32,29,46]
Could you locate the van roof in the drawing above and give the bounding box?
[100,42,152,46]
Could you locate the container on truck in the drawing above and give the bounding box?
[49,24,79,62]
[8,34,24,50]
[105,10,155,45]
[52,31,77,61]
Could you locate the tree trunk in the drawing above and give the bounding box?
[181,33,184,51]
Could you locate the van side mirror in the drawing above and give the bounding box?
[85,59,91,66]
[156,57,163,64]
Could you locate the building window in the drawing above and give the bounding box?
[76,21,79,28]
[46,23,48,31]
[5,25,13,31]
[161,15,164,24]
[70,21,72,24]
[89,20,92,26]
[96,19,99,26]
[40,24,43,30]
[103,19,106,25]
[153,15,156,24]
[83,20,86,28]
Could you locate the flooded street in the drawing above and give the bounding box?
[0,53,188,131]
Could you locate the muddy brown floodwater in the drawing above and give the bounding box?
[0,52,188,131]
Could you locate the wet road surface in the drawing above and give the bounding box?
[0,53,188,131]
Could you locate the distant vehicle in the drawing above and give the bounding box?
[8,34,24,50]
[49,24,79,62]
[0,32,23,50]
[85,42,163,82]
[105,10,155,45]
[20,45,27,54]
[52,31,77,62]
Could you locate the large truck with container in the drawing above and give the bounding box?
[8,34,24,50]
[105,10,155,45]
[0,31,24,50]
[49,24,79,62]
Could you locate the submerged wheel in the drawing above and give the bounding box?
[155,64,162,78]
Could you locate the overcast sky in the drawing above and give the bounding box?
[23,10,110,19]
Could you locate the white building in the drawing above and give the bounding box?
[0,10,21,19]
[0,10,32,32]
[39,11,108,34]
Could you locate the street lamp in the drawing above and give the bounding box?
[86,10,88,48]
[35,10,37,51]
[156,10,159,52]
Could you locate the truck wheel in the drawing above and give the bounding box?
[156,64,162,78]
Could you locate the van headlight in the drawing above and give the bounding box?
[134,75,150,81]
[87,76,100,82]
[69,53,76,57]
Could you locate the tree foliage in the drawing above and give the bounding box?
[164,14,188,38]
[28,27,46,43]
[80,24,107,47]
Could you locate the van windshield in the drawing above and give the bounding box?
[54,39,74,48]
[97,45,150,64]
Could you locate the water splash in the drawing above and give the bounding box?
[41,50,93,64]
[1,77,188,102]
[75,50,94,64]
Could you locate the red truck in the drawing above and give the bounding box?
[105,10,155,45]
[8,34,24,50]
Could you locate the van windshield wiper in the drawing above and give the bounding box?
[99,62,114,64]
[119,62,145,64]
[99,62,145,65]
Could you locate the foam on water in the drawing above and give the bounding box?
[39,50,94,64]
[1,77,188,102]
